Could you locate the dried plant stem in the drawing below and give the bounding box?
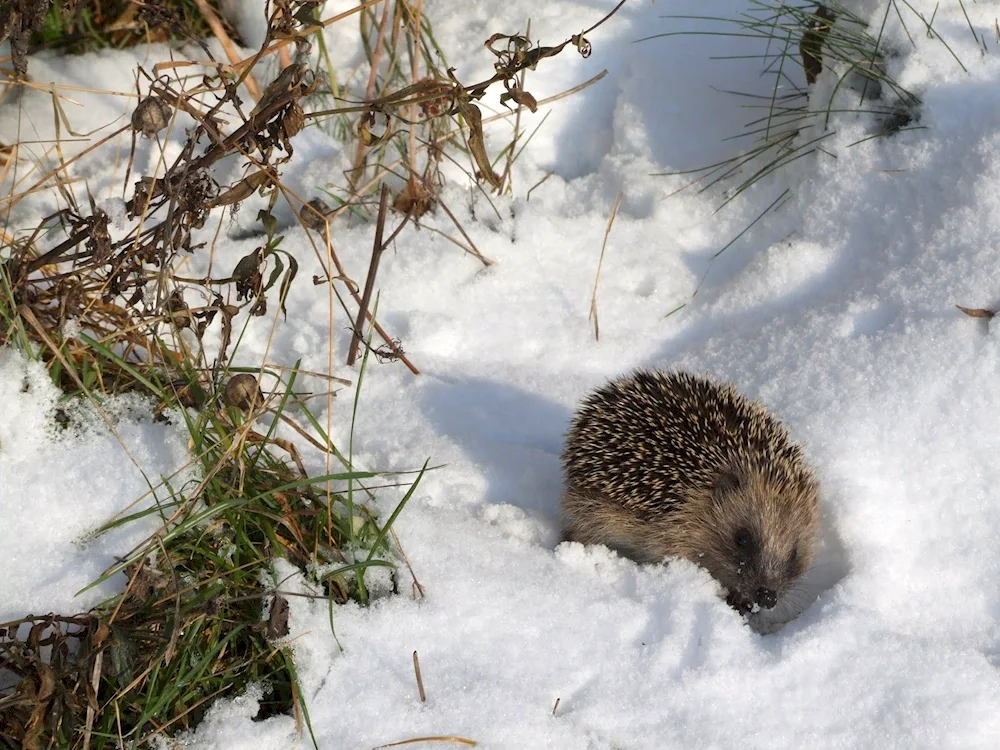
[319,218,420,374]
[325,193,339,540]
[348,184,391,366]
[388,525,425,598]
[192,0,262,100]
[412,650,427,702]
[589,191,622,341]
[373,737,478,749]
[351,0,394,185]
[434,196,495,266]
[231,0,386,73]
[408,0,425,176]
[81,650,103,750]
[500,18,531,191]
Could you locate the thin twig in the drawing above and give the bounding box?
[351,0,394,185]
[589,191,622,341]
[373,737,477,749]
[192,0,262,100]
[408,0,425,177]
[318,217,420,374]
[413,650,427,702]
[434,196,495,267]
[347,184,391,366]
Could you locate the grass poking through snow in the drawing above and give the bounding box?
[647,1,970,315]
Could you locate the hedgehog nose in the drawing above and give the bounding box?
[755,587,778,609]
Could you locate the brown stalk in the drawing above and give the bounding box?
[321,239,420,373]
[81,650,103,750]
[192,0,262,100]
[267,175,418,373]
[589,191,623,341]
[279,45,293,72]
[408,0,425,177]
[350,0,394,185]
[373,737,478,749]
[500,18,531,192]
[348,184,391,366]
[412,650,426,702]
[433,195,495,266]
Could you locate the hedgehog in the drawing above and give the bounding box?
[561,370,820,616]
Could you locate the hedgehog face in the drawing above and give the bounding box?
[696,468,820,616]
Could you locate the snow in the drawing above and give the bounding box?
[3,0,1000,748]
[0,350,192,620]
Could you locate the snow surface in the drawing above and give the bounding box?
[3,0,1000,747]
[0,351,193,620]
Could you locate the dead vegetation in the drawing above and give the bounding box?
[0,0,625,746]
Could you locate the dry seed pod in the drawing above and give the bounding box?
[166,289,191,329]
[300,198,332,232]
[283,102,305,138]
[131,96,172,137]
[394,178,433,218]
[223,373,263,411]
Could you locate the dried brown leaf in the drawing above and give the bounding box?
[300,197,332,231]
[266,594,290,639]
[358,109,392,146]
[209,169,274,207]
[956,304,995,319]
[500,86,538,113]
[394,177,434,218]
[459,102,502,189]
[801,5,835,85]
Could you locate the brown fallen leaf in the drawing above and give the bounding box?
[460,102,502,189]
[266,594,290,639]
[801,5,834,85]
[956,304,995,319]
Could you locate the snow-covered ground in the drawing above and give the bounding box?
[3,0,1000,747]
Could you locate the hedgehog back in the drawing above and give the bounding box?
[561,370,807,517]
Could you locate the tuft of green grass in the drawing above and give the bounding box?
[643,1,935,209]
[27,0,235,56]
[644,1,971,315]
[0,309,427,747]
[0,214,426,749]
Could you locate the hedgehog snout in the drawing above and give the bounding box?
[725,585,778,614]
[755,587,778,609]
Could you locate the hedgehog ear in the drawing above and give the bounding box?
[712,469,743,502]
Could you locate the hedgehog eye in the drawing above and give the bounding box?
[713,471,744,504]
[734,530,751,549]
[716,470,743,493]
[787,547,800,571]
